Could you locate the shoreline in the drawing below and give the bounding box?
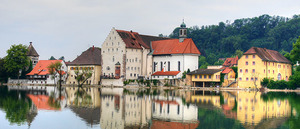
[2,83,300,92]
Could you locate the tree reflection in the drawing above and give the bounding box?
[0,86,31,125]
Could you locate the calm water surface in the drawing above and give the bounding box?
[0,85,300,129]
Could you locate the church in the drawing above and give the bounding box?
[151,22,201,80]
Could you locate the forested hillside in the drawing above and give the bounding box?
[169,14,300,65]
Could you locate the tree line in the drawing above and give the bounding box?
[168,14,300,66]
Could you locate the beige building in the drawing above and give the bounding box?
[101,28,168,86]
[66,47,102,85]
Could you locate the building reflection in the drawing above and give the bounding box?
[236,91,292,126]
[100,88,199,129]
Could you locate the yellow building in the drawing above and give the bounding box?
[188,69,222,87]
[236,91,291,126]
[238,47,292,88]
[66,47,102,85]
[222,67,236,87]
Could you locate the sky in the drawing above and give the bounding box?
[0,0,299,61]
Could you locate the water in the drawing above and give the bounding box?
[0,85,299,129]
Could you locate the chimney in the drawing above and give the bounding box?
[92,45,94,51]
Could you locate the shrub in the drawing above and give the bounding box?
[261,78,270,87]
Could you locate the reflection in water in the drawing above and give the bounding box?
[0,86,299,129]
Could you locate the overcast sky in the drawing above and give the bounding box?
[0,0,299,61]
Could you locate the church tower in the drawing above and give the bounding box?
[27,42,39,68]
[179,20,187,42]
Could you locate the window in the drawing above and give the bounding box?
[161,62,163,71]
[268,70,270,73]
[204,75,207,79]
[253,55,255,58]
[252,61,255,65]
[264,69,265,73]
[178,61,180,71]
[153,62,156,72]
[239,77,242,81]
[246,61,248,65]
[252,69,255,73]
[135,58,137,62]
[273,70,274,74]
[195,75,197,79]
[246,77,249,81]
[251,77,253,81]
[209,75,211,79]
[240,69,243,73]
[246,55,248,59]
[245,69,248,73]
[112,56,115,62]
[168,61,170,71]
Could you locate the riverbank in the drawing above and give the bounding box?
[3,83,300,92]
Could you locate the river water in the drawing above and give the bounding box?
[0,85,299,129]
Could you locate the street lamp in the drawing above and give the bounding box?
[18,69,22,85]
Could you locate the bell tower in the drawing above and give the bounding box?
[179,20,187,42]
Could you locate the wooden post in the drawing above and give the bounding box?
[203,82,205,88]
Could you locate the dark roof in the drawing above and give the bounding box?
[27,42,39,57]
[70,107,100,125]
[116,30,169,49]
[244,47,291,64]
[68,47,101,65]
[187,69,223,75]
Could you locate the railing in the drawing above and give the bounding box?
[7,78,28,84]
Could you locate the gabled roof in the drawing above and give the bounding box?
[151,38,201,55]
[222,56,238,67]
[68,47,101,65]
[116,30,169,49]
[152,71,180,76]
[26,60,64,75]
[244,47,291,64]
[187,69,222,75]
[222,67,233,74]
[27,42,39,57]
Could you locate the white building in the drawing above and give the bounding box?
[101,28,168,86]
[151,22,201,79]
[26,60,68,84]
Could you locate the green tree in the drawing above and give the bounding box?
[74,67,93,88]
[47,61,64,88]
[0,58,8,83]
[4,44,29,78]
[291,36,300,63]
[234,50,244,58]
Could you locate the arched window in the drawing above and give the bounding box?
[112,56,115,62]
[277,73,281,80]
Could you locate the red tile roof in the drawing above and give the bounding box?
[151,120,199,129]
[26,60,64,76]
[222,67,233,74]
[116,30,169,49]
[244,47,291,64]
[152,71,180,76]
[154,100,179,106]
[151,38,201,55]
[27,94,61,110]
[222,56,238,67]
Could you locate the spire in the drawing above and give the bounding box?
[27,42,39,57]
[179,20,187,42]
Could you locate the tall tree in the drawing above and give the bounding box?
[4,44,29,79]
[47,61,64,88]
[74,67,93,88]
[291,36,300,63]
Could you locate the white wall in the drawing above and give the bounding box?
[152,54,198,78]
